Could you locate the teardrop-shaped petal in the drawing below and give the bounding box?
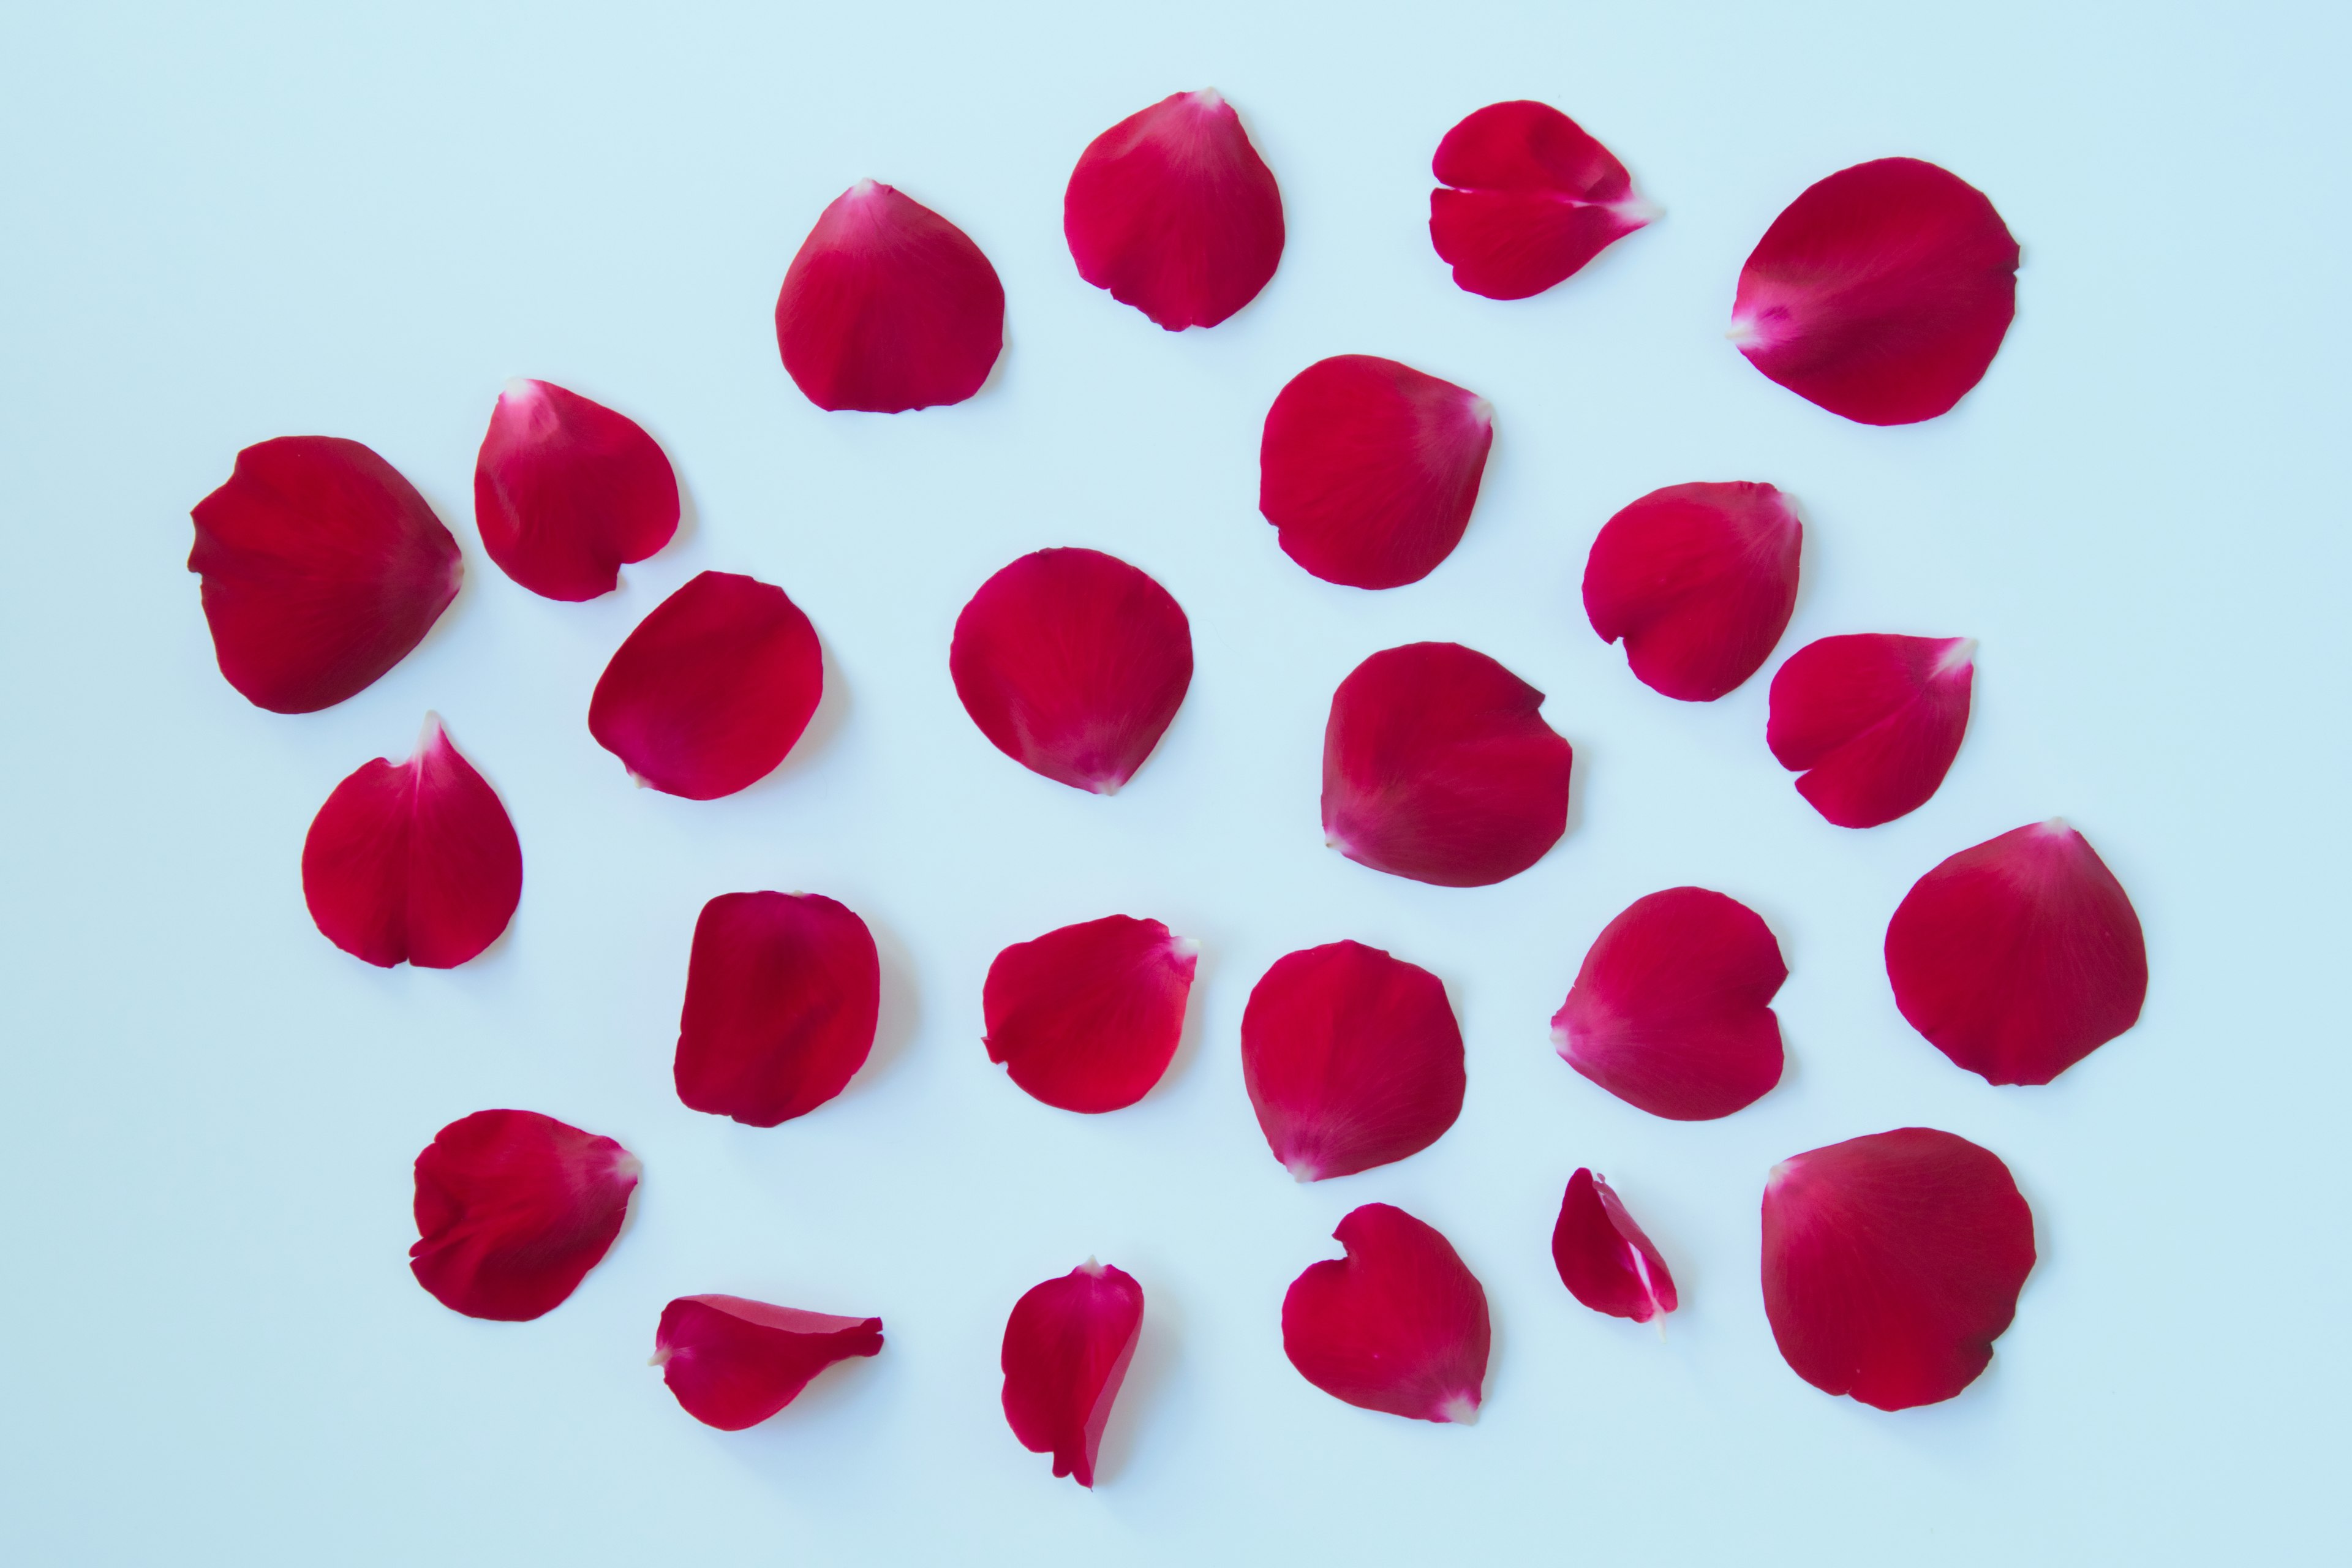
[653,1295,883,1430]
[301,714,523,969]
[1768,634,1974,827]
[188,435,462,713]
[1583,481,1801,701]
[949,548,1193,793]
[774,180,1005,413]
[1259,356,1494,589]
[1000,1261,1145,1488]
[1429,100,1654,300]
[1885,820,2147,1085]
[1762,1128,2035,1409]
[1322,641,1573,887]
[1065,88,1284,330]
[589,570,824,800]
[1551,887,1787,1120]
[984,916,1199,1112]
[1551,1168,1678,1323]
[1241,940,1464,1181]
[1283,1204,1489,1423]
[409,1109,639,1321]
[675,891,881,1126]
[1732,158,2019,426]
[472,379,679,601]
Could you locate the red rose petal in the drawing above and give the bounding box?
[1241,940,1464,1181]
[409,1109,639,1322]
[1259,356,1494,589]
[1762,1127,2035,1409]
[1582,481,1802,702]
[1767,633,1974,828]
[774,180,1005,413]
[472,379,679,602]
[1322,641,1573,887]
[1429,100,1655,300]
[589,570,824,800]
[1551,1168,1678,1324]
[1065,88,1284,330]
[1885,820,2147,1085]
[1283,1204,1489,1424]
[1000,1261,1145,1488]
[188,435,461,713]
[949,548,1193,794]
[675,891,881,1127]
[1732,158,2019,426]
[984,915,1199,1113]
[653,1295,883,1430]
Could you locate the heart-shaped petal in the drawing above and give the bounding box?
[1429,100,1654,300]
[1583,481,1801,702]
[1768,633,1975,827]
[1283,1204,1489,1424]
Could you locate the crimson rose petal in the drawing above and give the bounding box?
[654,1295,883,1430]
[675,891,881,1126]
[1001,1261,1145,1488]
[1283,1204,1489,1423]
[1429,100,1654,300]
[1551,1168,1678,1323]
[1583,481,1801,701]
[472,379,679,601]
[984,916,1199,1112]
[409,1109,639,1321]
[1768,633,1974,827]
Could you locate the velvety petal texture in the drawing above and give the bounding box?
[1583,481,1801,701]
[984,916,1199,1112]
[1283,1204,1489,1423]
[1768,634,1974,827]
[1001,1262,1145,1488]
[675,891,881,1126]
[1551,1168,1678,1323]
[409,1109,639,1321]
[472,379,679,601]
[1430,100,1654,300]
[654,1295,883,1430]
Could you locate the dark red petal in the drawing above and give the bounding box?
[1000,1261,1145,1488]
[588,570,824,800]
[409,1109,639,1322]
[1732,158,2019,426]
[1282,1204,1489,1423]
[1762,1128,2035,1409]
[1065,89,1284,331]
[1259,356,1494,589]
[1428,100,1655,300]
[1551,887,1787,1120]
[1767,634,1974,827]
[1583,481,1801,702]
[1322,641,1572,887]
[472,379,679,602]
[188,435,461,713]
[675,891,880,1127]
[774,180,1005,413]
[984,916,1199,1113]
[1240,940,1464,1181]
[1885,820,2147,1085]
[1551,1168,1678,1323]
[949,548,1193,793]
[301,714,523,969]
[654,1295,883,1430]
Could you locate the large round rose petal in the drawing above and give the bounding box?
[1583,481,1802,702]
[472,379,679,601]
[984,915,1199,1113]
[653,1295,883,1431]
[1001,1261,1145,1488]
[1429,100,1655,300]
[1283,1204,1489,1424]
[675,891,881,1127]
[409,1109,639,1322]
[1768,633,1975,828]
[1551,1168,1678,1324]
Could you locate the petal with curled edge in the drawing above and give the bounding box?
[1283,1204,1489,1423]
[653,1295,883,1430]
[1001,1262,1145,1488]
[985,916,1199,1112]
[1430,100,1654,300]
[1583,481,1801,702]
[1768,633,1974,827]
[409,1109,639,1322]
[1551,1168,1678,1323]
[472,379,678,601]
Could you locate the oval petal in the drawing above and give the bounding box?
[1768,633,1975,827]
[409,1109,639,1321]
[1583,481,1801,701]
[675,891,881,1126]
[1000,1261,1145,1488]
[984,916,1199,1112]
[653,1295,883,1430]
[472,379,679,601]
[1429,100,1654,300]
[1283,1204,1489,1423]
[1552,1169,1678,1323]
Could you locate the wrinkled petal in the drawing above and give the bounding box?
[654,1295,883,1430]
[188,435,461,713]
[1732,158,2019,425]
[1283,1204,1488,1423]
[1001,1261,1145,1488]
[1429,100,1654,300]
[984,916,1199,1112]
[1762,1127,2035,1409]
[1583,481,1801,701]
[1551,1168,1678,1323]
[1322,641,1572,887]
[1768,634,1974,827]
[1885,820,2147,1085]
[409,1109,639,1321]
[472,379,679,601]
[675,891,881,1126]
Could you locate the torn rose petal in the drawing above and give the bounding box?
[985,916,1199,1113]
[1768,634,1974,828]
[1283,1204,1488,1423]
[1429,100,1654,300]
[1551,1168,1678,1323]
[1583,481,1801,701]
[1001,1261,1145,1488]
[654,1295,883,1430]
[410,1109,639,1321]
[675,891,880,1127]
[472,379,679,601]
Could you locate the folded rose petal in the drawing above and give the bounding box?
[1762,1127,2035,1409]
[1283,1204,1489,1423]
[1885,820,2147,1085]
[1732,158,2019,425]
[1001,1261,1144,1488]
[410,1109,639,1321]
[1429,100,1654,300]
[1767,634,1975,828]
[654,1295,883,1430]
[1551,1168,1678,1323]
[950,548,1193,793]
[589,570,824,800]
[774,180,1004,413]
[675,891,880,1127]
[984,916,1199,1113]
[189,435,461,713]
[1323,641,1572,886]
[1259,356,1494,589]
[472,379,679,601]
[1583,481,1801,701]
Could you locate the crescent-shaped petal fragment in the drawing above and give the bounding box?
[1551,1168,1679,1323]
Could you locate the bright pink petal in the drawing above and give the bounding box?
[1583,481,1801,701]
[1283,1204,1489,1423]
[1885,820,2147,1085]
[984,916,1199,1113]
[675,891,880,1127]
[1000,1261,1145,1488]
[1322,641,1573,887]
[1551,1169,1678,1323]
[1732,158,2019,426]
[654,1295,883,1430]
[588,570,824,800]
[949,548,1193,793]
[1240,940,1464,1181]
[1429,100,1654,300]
[774,181,1004,413]
[1551,887,1787,1120]
[188,435,461,713]
[472,379,679,601]
[1065,89,1284,330]
[1762,1128,2035,1409]
[409,1109,639,1322]
[1259,356,1494,589]
[1768,634,1974,827]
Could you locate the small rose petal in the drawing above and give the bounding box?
[774,180,1005,413]
[472,379,679,601]
[1762,1127,2035,1409]
[189,435,461,713]
[1732,158,2019,426]
[409,1109,639,1322]
[653,1295,883,1430]
[1259,356,1494,589]
[1885,820,2147,1085]
[1429,100,1654,300]
[984,916,1199,1113]
[1001,1261,1145,1488]
[1583,481,1802,701]
[1323,641,1573,887]
[1768,634,1974,828]
[1283,1204,1489,1424]
[589,570,824,800]
[675,891,881,1126]
[1551,1168,1678,1323]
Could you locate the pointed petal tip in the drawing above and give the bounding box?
[1439,1393,1480,1425]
